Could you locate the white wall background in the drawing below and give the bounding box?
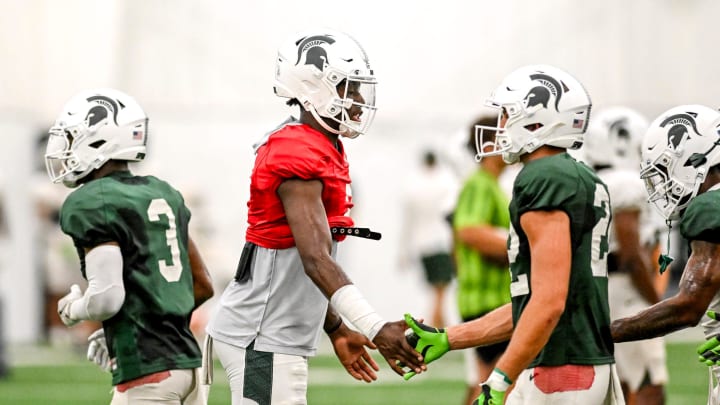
[1,0,718,343]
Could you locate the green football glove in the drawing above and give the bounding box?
[472,368,511,405]
[402,313,450,380]
[473,385,506,405]
[698,310,720,366]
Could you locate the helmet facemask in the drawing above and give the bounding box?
[474,101,550,164]
[309,74,377,139]
[640,152,701,221]
[45,126,87,187]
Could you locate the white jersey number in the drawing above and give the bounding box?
[508,183,611,296]
[147,198,182,282]
[508,224,528,297]
[591,184,611,277]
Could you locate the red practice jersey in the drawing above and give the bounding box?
[246,122,354,249]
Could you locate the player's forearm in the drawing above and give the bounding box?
[323,306,344,335]
[494,298,563,381]
[456,226,508,265]
[188,236,213,308]
[628,256,660,304]
[611,294,700,342]
[69,284,125,321]
[192,279,213,309]
[69,244,125,322]
[614,244,720,342]
[447,303,513,350]
[616,241,659,305]
[614,212,659,303]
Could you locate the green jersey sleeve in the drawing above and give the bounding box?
[513,156,585,216]
[60,183,123,248]
[681,190,720,243]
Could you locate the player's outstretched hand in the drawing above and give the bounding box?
[402,313,450,380]
[328,323,380,383]
[698,311,720,366]
[373,320,425,377]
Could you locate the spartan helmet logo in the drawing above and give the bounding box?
[295,35,336,72]
[524,73,567,111]
[84,95,120,128]
[659,112,700,150]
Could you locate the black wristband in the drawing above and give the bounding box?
[324,317,343,335]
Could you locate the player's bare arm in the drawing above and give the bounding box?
[278,178,424,375]
[614,209,659,304]
[455,226,509,266]
[188,235,213,308]
[278,178,352,293]
[612,239,720,342]
[445,303,513,349]
[494,209,571,381]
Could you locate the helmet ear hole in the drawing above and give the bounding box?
[524,123,544,132]
[685,153,707,168]
[88,140,106,149]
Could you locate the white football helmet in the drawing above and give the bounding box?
[640,104,720,220]
[273,29,377,138]
[45,88,148,188]
[475,64,592,164]
[583,107,649,170]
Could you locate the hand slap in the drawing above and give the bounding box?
[402,313,450,380]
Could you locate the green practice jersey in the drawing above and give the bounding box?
[453,169,511,318]
[60,171,201,385]
[508,153,615,367]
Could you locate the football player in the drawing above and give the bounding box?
[583,107,668,404]
[404,65,624,404]
[48,88,214,404]
[609,104,720,405]
[451,115,511,405]
[204,29,424,405]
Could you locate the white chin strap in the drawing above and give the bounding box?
[308,107,341,135]
[339,123,360,139]
[307,106,361,138]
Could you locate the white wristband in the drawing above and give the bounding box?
[330,284,386,341]
[485,368,512,392]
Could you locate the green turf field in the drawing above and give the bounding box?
[0,342,708,404]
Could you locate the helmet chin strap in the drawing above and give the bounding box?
[658,219,674,275]
[338,123,359,139]
[307,106,360,138]
[308,106,341,135]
